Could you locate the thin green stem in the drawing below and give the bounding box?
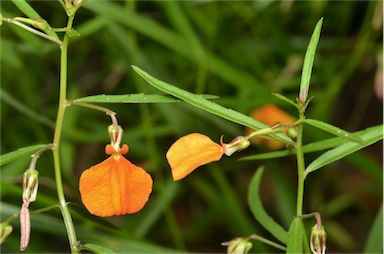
[52,14,79,254]
[249,234,287,251]
[296,112,306,217]
[69,101,118,125]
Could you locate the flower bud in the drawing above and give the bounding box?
[310,224,327,254]
[0,223,13,244]
[222,237,252,254]
[287,126,298,139]
[222,136,251,156]
[22,169,39,203]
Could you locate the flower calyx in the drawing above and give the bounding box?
[22,169,39,204]
[221,136,251,156]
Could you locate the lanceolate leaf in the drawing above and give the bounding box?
[299,18,323,102]
[364,206,383,253]
[82,243,117,254]
[304,119,363,143]
[0,144,48,166]
[286,218,305,254]
[248,167,288,244]
[132,66,293,144]
[305,125,383,177]
[241,125,382,161]
[73,93,218,104]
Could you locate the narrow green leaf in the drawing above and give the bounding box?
[364,206,383,253]
[286,218,305,253]
[82,243,117,254]
[11,0,59,40]
[0,144,48,166]
[73,93,218,104]
[248,167,288,244]
[241,125,382,161]
[271,93,298,109]
[132,66,293,144]
[299,18,323,102]
[304,119,363,143]
[305,125,383,176]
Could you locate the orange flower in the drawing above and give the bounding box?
[79,144,152,217]
[166,133,224,181]
[247,104,295,150]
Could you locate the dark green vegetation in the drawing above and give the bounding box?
[1,1,382,253]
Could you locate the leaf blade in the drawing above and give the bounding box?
[0,144,48,166]
[247,167,288,244]
[286,217,305,254]
[305,125,383,176]
[73,93,218,104]
[132,66,293,144]
[304,119,363,143]
[299,18,323,102]
[82,243,117,254]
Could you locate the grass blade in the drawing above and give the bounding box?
[286,217,305,253]
[248,167,288,244]
[81,243,117,254]
[132,66,293,144]
[0,144,48,166]
[364,206,383,253]
[299,18,323,102]
[304,119,363,143]
[305,125,383,177]
[11,0,59,40]
[73,93,218,104]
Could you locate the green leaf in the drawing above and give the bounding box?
[248,167,288,244]
[132,66,293,144]
[11,0,59,40]
[81,243,117,254]
[271,93,298,109]
[73,93,218,104]
[305,125,383,177]
[0,144,48,166]
[364,206,383,253]
[304,119,363,143]
[299,17,323,102]
[241,125,382,161]
[286,217,305,253]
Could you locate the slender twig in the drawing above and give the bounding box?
[296,111,306,216]
[1,17,62,45]
[249,234,287,251]
[28,144,54,170]
[68,101,118,126]
[52,14,79,253]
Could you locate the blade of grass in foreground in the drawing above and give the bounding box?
[73,94,218,104]
[132,66,293,144]
[298,17,323,102]
[305,125,383,177]
[248,167,288,244]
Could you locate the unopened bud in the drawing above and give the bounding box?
[22,169,39,203]
[0,223,13,244]
[222,237,252,254]
[310,224,327,254]
[222,136,251,156]
[287,126,298,139]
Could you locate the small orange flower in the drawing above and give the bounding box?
[166,133,224,181]
[79,144,152,217]
[247,104,295,150]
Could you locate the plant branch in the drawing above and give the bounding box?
[68,101,118,126]
[296,111,306,216]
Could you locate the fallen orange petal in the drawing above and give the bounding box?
[166,133,224,181]
[79,146,152,217]
[247,104,295,150]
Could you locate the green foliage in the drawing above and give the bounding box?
[364,206,383,253]
[286,218,305,253]
[81,243,117,254]
[247,167,288,244]
[0,144,48,166]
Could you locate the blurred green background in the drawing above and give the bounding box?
[1,1,382,253]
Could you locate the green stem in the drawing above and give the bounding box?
[296,112,306,217]
[52,14,79,254]
[249,234,287,251]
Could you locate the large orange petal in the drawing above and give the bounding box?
[79,156,152,216]
[166,133,224,181]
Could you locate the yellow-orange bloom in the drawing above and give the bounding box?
[79,144,152,217]
[248,104,295,150]
[166,133,224,181]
